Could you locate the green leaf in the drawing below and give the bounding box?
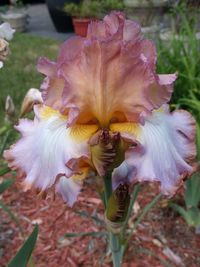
[133,194,161,230]
[0,166,11,177]
[0,130,11,156]
[8,225,38,267]
[122,184,141,235]
[74,210,104,224]
[170,203,194,226]
[187,207,200,227]
[196,122,200,161]
[136,247,173,267]
[185,173,200,208]
[122,194,161,256]
[64,231,107,238]
[0,178,14,194]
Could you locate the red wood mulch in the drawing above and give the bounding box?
[1,177,200,267]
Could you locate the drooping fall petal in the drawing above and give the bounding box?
[4,105,98,192]
[112,107,196,195]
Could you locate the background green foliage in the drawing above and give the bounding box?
[0,33,59,126]
[157,5,200,229]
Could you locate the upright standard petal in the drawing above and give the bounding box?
[112,107,196,195]
[4,105,98,192]
[38,12,176,127]
[37,57,65,110]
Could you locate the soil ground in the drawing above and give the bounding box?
[1,178,200,267]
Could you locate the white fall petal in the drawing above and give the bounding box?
[113,108,196,195]
[4,106,97,193]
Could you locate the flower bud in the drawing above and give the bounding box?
[5,95,15,115]
[5,95,15,122]
[20,88,43,116]
[105,183,130,234]
[90,129,127,176]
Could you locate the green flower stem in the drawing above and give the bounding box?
[104,172,113,207]
[103,172,122,267]
[110,232,122,267]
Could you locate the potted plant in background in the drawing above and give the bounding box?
[101,0,124,15]
[0,0,28,32]
[64,0,100,37]
[46,0,80,33]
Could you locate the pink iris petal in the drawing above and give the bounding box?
[37,57,64,110]
[37,12,176,126]
[113,107,196,195]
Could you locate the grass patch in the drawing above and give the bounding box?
[0,33,60,124]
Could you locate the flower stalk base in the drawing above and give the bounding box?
[104,172,123,267]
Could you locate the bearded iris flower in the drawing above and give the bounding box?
[4,12,196,207]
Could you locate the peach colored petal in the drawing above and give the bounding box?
[37,57,64,110]
[37,12,176,127]
[20,88,43,116]
[61,13,176,126]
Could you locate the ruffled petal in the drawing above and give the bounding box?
[4,105,98,191]
[56,166,89,206]
[113,107,196,195]
[37,57,65,110]
[38,12,176,126]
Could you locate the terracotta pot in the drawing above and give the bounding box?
[46,0,80,33]
[72,18,91,37]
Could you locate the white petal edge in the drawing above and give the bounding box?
[56,176,82,207]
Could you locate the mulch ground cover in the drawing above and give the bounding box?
[1,177,200,267]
